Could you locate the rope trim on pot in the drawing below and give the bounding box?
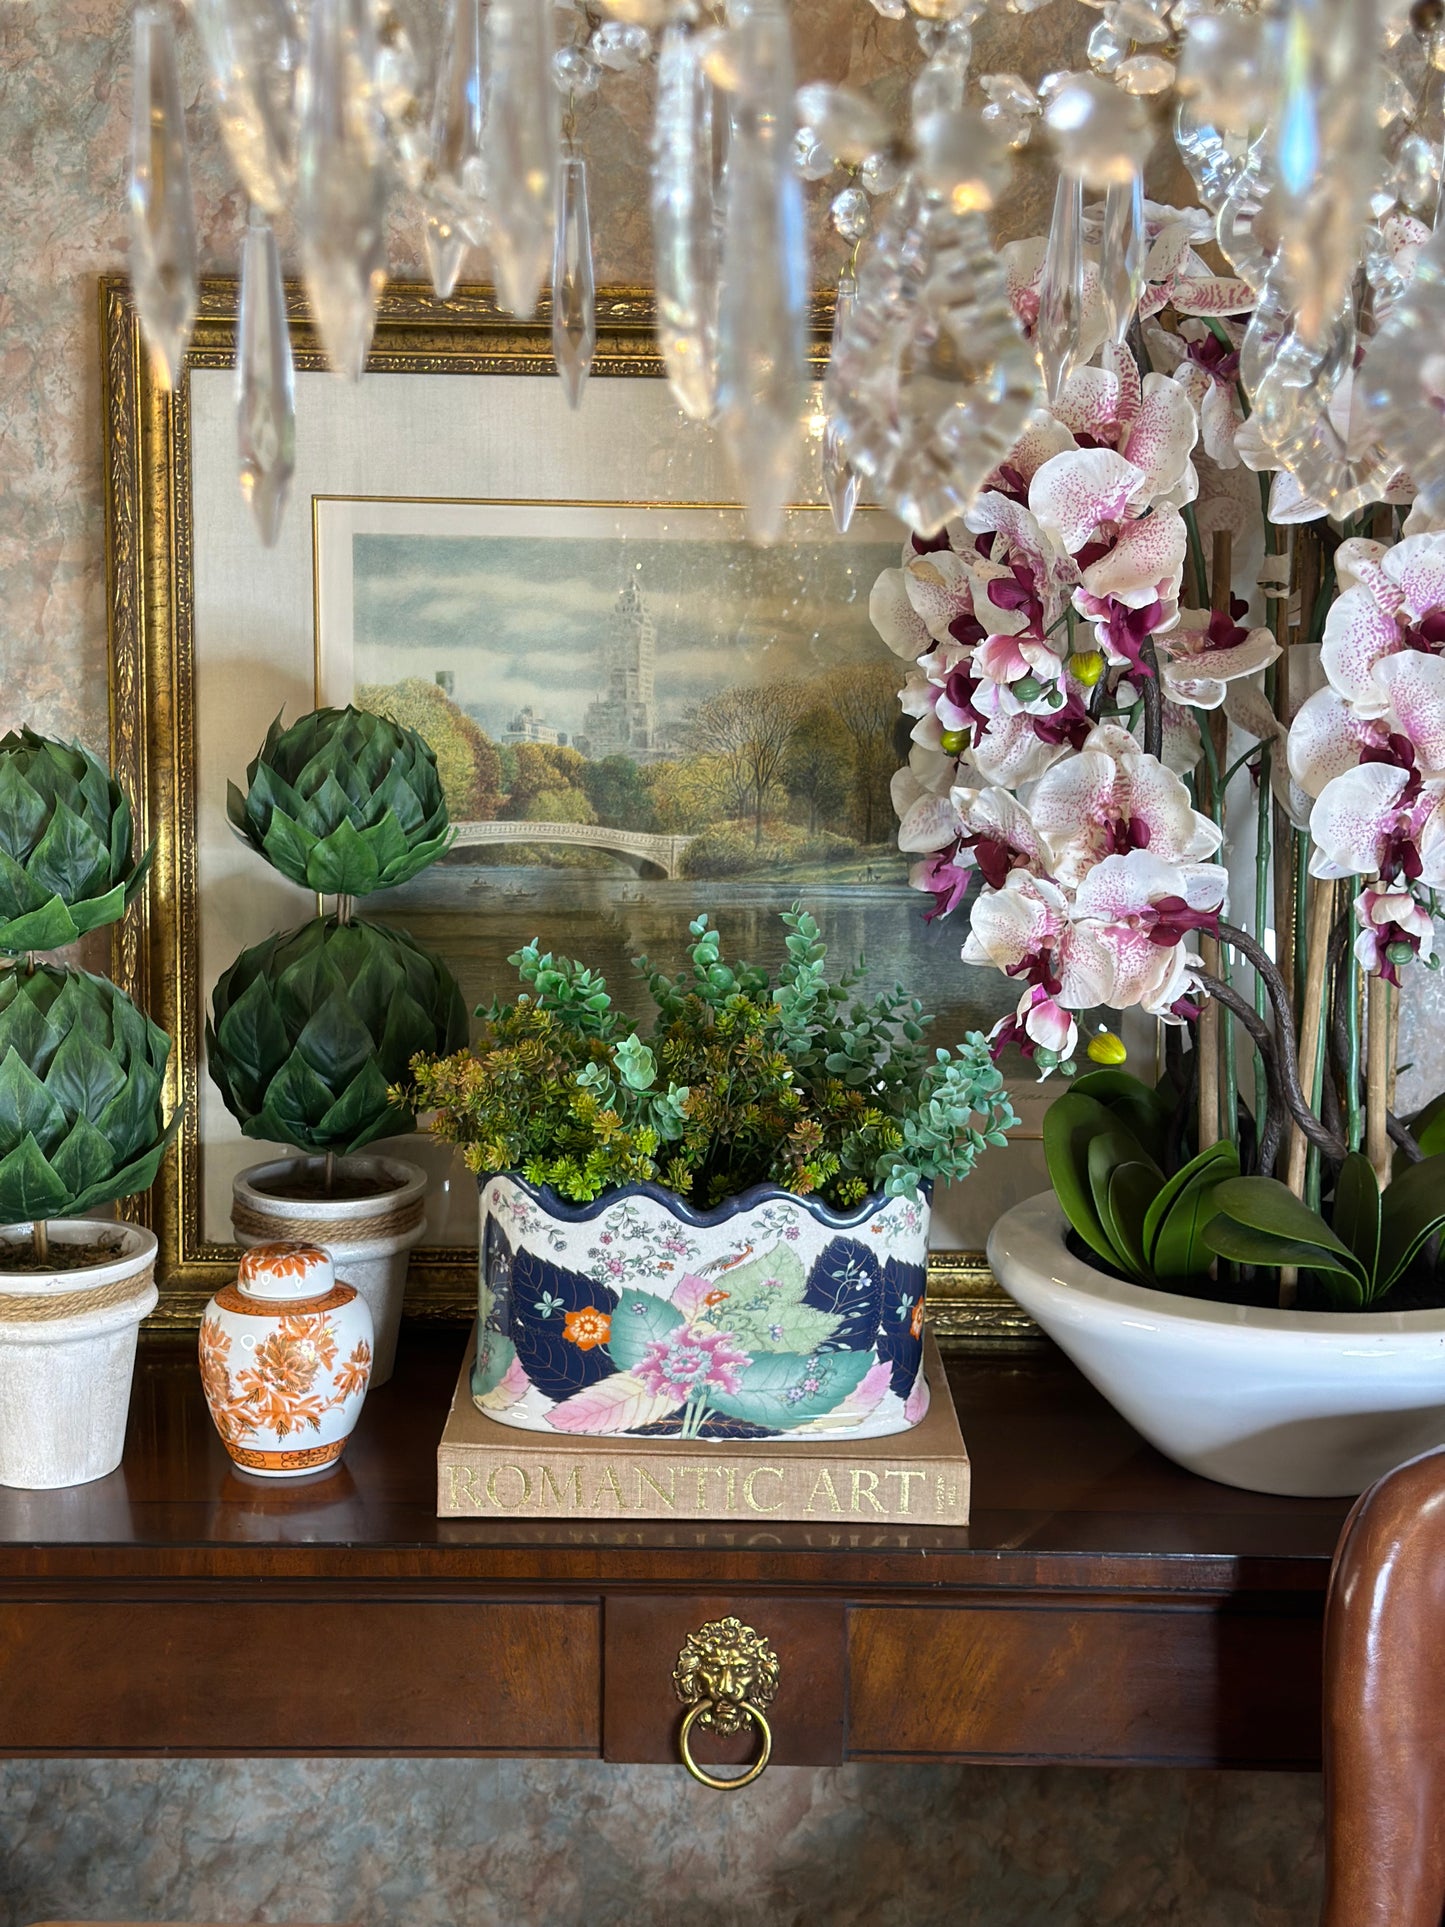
[231,1196,426,1246]
[0,1261,157,1323]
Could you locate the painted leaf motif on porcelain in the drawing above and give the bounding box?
[803,1236,885,1351]
[706,1348,874,1430]
[509,1248,619,1398]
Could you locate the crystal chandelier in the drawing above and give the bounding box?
[129,0,1445,547]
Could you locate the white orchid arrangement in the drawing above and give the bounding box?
[874,201,1445,1302]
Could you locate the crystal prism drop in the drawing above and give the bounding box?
[296,0,388,381]
[482,0,560,320]
[431,0,489,248]
[191,0,300,218]
[1215,140,1276,293]
[236,209,296,548]
[1035,173,1085,403]
[1360,224,1445,516]
[552,149,596,408]
[424,211,467,297]
[651,24,722,421]
[822,274,860,533]
[1272,0,1380,350]
[1249,273,1389,517]
[129,4,198,391]
[374,0,440,194]
[714,0,809,545]
[1174,102,1247,212]
[825,185,1040,536]
[1098,173,1146,344]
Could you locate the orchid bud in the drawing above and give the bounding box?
[1071,648,1106,686]
[1086,1030,1128,1065]
[939,726,968,753]
[1014,674,1043,700]
[1385,939,1416,965]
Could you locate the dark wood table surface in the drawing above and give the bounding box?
[0,1328,1350,1773]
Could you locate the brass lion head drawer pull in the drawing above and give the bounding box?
[672,1615,780,1790]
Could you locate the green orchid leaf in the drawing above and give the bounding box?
[1108,1159,1160,1283]
[1143,1139,1238,1274]
[1206,1176,1368,1285]
[1378,1153,1445,1295]
[1086,1127,1157,1279]
[1410,1091,1445,1161]
[1201,1217,1367,1309]
[1332,1153,1382,1281]
[1044,1092,1144,1270]
[1070,1068,1172,1148]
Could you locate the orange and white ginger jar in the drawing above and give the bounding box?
[198,1242,374,1478]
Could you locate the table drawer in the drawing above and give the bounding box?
[847,1601,1323,1767]
[603,1595,846,1765]
[0,1600,600,1755]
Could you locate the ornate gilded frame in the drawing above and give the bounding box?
[100,272,1040,1347]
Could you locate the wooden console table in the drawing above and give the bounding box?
[0,1330,1349,1774]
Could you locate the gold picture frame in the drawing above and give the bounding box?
[100,272,1041,1347]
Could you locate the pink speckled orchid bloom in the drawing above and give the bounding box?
[1307,755,1445,889]
[1051,351,1201,511]
[1354,882,1436,985]
[1318,531,1445,716]
[1026,724,1222,889]
[1002,236,1108,366]
[1144,318,1247,470]
[1158,599,1281,709]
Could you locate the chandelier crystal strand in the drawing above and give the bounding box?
[373,0,439,194]
[651,22,722,421]
[423,212,467,299]
[552,138,597,407]
[129,3,199,391]
[295,0,389,381]
[821,271,860,533]
[190,0,301,219]
[1360,225,1445,516]
[1035,171,1085,402]
[481,0,560,320]
[1098,171,1146,345]
[714,0,809,545]
[430,0,489,248]
[236,208,297,548]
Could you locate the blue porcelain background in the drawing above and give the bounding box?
[474,1177,932,1439]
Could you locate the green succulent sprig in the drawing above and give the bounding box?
[0,729,151,952]
[227,706,453,897]
[402,908,1017,1209]
[208,916,468,1156]
[0,963,180,1224]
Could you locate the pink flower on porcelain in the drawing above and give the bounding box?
[1144,318,1247,469]
[1157,598,1281,709]
[633,1326,751,1404]
[1026,724,1222,890]
[1353,881,1436,984]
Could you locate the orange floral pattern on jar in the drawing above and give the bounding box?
[199,1309,371,1445]
[910,1297,925,1340]
[238,1242,324,1287]
[563,1306,612,1350]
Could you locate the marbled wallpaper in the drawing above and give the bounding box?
[0,3,1326,1922]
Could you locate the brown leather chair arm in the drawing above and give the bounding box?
[1323,1442,1445,1927]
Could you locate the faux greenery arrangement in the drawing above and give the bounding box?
[404,906,1017,1210]
[209,705,467,1175]
[0,730,176,1267]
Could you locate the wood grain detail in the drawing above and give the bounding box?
[0,1600,600,1756]
[846,1601,1324,1767]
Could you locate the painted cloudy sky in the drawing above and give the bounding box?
[351,518,902,746]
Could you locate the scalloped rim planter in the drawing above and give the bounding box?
[0,1221,158,1490]
[988,1192,1445,1497]
[474,1174,933,1441]
[232,1155,428,1388]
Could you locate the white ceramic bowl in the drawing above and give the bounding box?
[988,1192,1445,1497]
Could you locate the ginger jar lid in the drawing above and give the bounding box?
[237,1241,335,1302]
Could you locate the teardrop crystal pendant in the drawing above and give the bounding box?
[826,185,1040,537]
[296,0,389,381]
[1098,173,1146,346]
[236,209,296,548]
[129,3,199,391]
[1360,225,1445,517]
[714,0,809,545]
[1035,173,1085,404]
[191,0,300,218]
[822,274,860,533]
[430,0,489,248]
[482,0,560,320]
[552,148,596,408]
[424,211,467,298]
[651,23,722,421]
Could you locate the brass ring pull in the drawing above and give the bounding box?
[678,1696,773,1790]
[672,1616,781,1790]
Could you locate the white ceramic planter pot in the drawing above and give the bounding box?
[0,1221,158,1490]
[989,1192,1445,1498]
[231,1155,427,1387]
[474,1175,933,1440]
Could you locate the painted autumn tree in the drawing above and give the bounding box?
[356,678,502,821]
[691,680,807,846]
[832,663,901,845]
[785,706,853,832]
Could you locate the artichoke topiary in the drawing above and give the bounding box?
[207,916,468,1155]
[0,728,151,951]
[0,964,180,1223]
[227,706,454,896]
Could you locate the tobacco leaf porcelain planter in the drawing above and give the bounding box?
[989,1192,1445,1498]
[474,1175,932,1440]
[0,1222,158,1491]
[231,1154,427,1387]
[199,1240,375,1478]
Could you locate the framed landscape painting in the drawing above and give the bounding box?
[102,277,1047,1332]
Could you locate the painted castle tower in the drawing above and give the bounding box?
[583,578,662,759]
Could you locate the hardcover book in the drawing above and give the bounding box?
[437,1326,969,1525]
